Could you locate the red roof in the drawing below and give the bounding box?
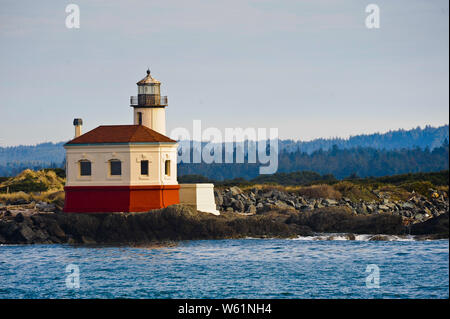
[66,125,176,145]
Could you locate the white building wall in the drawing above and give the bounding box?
[179,184,220,215]
[133,107,166,135]
[65,143,178,187]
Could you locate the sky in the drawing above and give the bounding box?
[0,0,448,146]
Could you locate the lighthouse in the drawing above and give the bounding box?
[63,70,180,213]
[130,69,167,135]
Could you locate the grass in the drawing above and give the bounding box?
[0,190,65,209]
[0,169,65,193]
[292,184,342,200]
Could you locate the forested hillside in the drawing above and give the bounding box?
[0,125,448,178]
[178,142,449,180]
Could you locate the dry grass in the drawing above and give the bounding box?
[333,181,378,202]
[377,185,411,201]
[0,189,65,208]
[293,184,342,200]
[0,169,65,193]
[0,191,32,204]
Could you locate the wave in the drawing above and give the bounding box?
[292,233,419,241]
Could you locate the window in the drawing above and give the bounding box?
[164,160,171,176]
[137,112,142,125]
[141,160,149,175]
[80,160,91,176]
[110,160,121,176]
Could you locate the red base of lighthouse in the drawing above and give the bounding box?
[63,185,180,213]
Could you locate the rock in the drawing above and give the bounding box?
[0,221,19,238]
[314,201,324,209]
[261,190,273,198]
[47,222,66,239]
[222,196,233,207]
[229,186,242,196]
[274,201,291,210]
[214,191,223,206]
[225,207,234,213]
[356,203,367,214]
[369,235,391,241]
[323,199,338,206]
[378,204,390,211]
[402,202,415,210]
[80,236,96,244]
[14,212,25,223]
[346,233,356,240]
[33,229,49,241]
[300,205,314,212]
[232,200,244,212]
[411,212,448,236]
[285,200,296,207]
[246,205,257,214]
[15,225,35,242]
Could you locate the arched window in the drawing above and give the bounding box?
[109,159,121,176]
[164,160,171,176]
[79,160,91,176]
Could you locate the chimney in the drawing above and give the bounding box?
[73,118,83,138]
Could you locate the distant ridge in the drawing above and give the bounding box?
[0,124,448,177]
[279,124,449,154]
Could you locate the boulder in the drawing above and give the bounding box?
[14,212,25,223]
[229,186,242,196]
[47,221,66,239]
[402,202,415,210]
[246,205,257,214]
[232,199,244,212]
[369,235,391,241]
[214,191,223,206]
[323,199,338,206]
[15,225,35,242]
[274,201,291,210]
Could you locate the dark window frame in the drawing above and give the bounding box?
[110,160,122,176]
[141,160,149,175]
[164,160,171,176]
[79,160,91,176]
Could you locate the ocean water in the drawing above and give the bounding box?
[0,237,448,299]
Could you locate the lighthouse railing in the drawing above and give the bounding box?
[130,95,168,107]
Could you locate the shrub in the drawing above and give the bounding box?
[295,184,342,199]
[333,181,377,202]
[400,181,435,197]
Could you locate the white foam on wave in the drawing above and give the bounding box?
[292,233,417,241]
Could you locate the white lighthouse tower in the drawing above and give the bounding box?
[130,69,167,135]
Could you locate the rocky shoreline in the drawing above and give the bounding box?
[0,195,448,245]
[214,186,449,225]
